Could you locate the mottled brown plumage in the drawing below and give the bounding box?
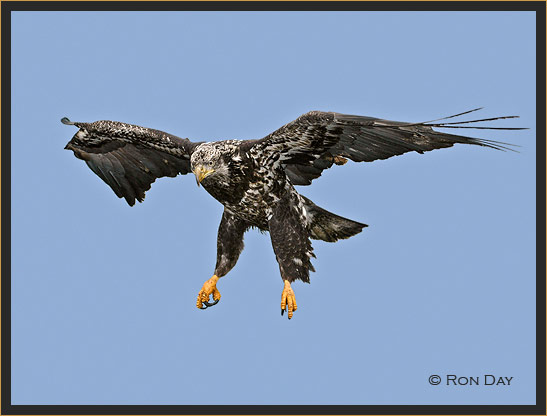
[63,109,522,319]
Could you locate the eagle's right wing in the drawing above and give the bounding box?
[63,118,201,206]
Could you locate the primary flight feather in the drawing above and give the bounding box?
[63,109,522,319]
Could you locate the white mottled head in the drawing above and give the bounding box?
[190,141,236,186]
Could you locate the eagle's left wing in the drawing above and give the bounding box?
[63,118,201,206]
[252,109,523,185]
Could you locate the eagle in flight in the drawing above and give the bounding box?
[63,109,520,319]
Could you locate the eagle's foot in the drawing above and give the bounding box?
[281,280,297,319]
[196,275,221,309]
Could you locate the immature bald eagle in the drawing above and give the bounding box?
[63,109,521,319]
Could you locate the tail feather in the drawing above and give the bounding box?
[301,196,367,242]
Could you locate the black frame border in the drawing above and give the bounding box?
[1,1,545,415]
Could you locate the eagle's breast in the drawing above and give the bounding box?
[195,140,288,229]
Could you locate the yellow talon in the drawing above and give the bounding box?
[197,275,221,309]
[281,280,297,319]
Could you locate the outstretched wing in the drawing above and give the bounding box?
[252,109,524,185]
[63,118,201,206]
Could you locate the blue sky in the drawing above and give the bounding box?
[11,11,536,405]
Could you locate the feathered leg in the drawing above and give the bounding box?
[268,190,315,319]
[197,209,248,309]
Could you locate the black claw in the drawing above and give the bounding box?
[199,298,219,309]
[204,299,219,307]
[281,308,285,316]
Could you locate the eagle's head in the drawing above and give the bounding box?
[190,142,233,186]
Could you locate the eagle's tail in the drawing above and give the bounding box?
[301,196,367,242]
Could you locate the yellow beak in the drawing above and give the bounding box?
[193,165,215,186]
